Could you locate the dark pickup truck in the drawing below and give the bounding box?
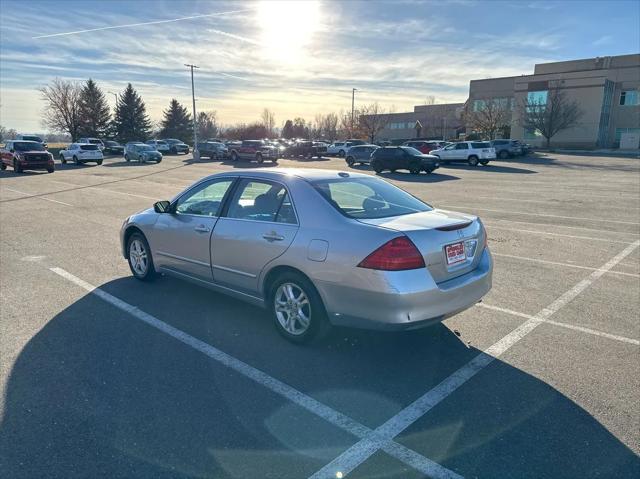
[283,141,327,159]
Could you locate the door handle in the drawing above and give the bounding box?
[194,225,210,233]
[262,232,284,242]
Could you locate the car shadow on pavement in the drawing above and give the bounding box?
[375,171,461,183]
[219,160,280,169]
[1,275,638,478]
[440,163,537,174]
[102,161,160,167]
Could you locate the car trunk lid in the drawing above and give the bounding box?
[358,209,485,283]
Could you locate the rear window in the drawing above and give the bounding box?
[312,177,432,219]
[471,142,491,148]
[21,136,42,142]
[80,144,99,150]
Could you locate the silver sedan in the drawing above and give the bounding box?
[120,169,492,343]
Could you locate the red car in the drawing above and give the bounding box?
[403,140,444,154]
[1,140,54,173]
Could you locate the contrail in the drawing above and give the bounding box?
[32,9,251,39]
[216,71,251,81]
[208,28,260,45]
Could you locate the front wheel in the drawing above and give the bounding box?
[0,162,6,170]
[127,233,156,281]
[13,160,22,173]
[270,272,329,344]
[73,156,80,165]
[498,150,509,160]
[96,160,103,165]
[124,154,130,162]
[410,167,420,175]
[468,155,479,166]
[256,153,264,163]
[338,149,345,157]
[346,156,355,166]
[231,151,238,162]
[47,167,54,173]
[59,154,67,164]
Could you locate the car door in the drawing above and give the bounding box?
[452,142,469,159]
[211,178,299,294]
[153,177,236,281]
[1,142,11,165]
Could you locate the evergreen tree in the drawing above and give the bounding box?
[282,119,294,139]
[78,79,111,138]
[112,83,151,143]
[160,99,192,143]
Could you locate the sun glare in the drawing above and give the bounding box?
[255,0,322,63]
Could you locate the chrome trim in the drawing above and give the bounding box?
[212,264,257,278]
[156,250,210,267]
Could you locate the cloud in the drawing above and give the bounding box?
[32,9,251,39]
[592,35,613,46]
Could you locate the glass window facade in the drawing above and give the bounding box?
[527,91,548,105]
[619,90,639,106]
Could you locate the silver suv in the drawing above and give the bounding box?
[490,139,523,159]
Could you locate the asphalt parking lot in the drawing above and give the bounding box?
[1,151,639,478]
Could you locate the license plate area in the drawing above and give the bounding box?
[445,241,466,265]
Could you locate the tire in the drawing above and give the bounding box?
[0,162,6,170]
[346,156,355,166]
[156,158,162,163]
[338,149,345,157]
[127,232,156,281]
[498,150,509,160]
[47,167,54,173]
[480,159,490,166]
[59,154,67,164]
[231,151,239,162]
[96,160,103,165]
[373,166,383,174]
[269,271,330,344]
[73,155,80,166]
[256,153,263,163]
[468,155,479,166]
[423,168,433,174]
[125,154,130,162]
[410,168,420,175]
[13,160,22,173]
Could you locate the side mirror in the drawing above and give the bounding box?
[154,200,171,213]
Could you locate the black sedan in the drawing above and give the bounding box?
[370,146,440,174]
[103,141,125,155]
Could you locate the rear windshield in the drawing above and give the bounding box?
[139,145,155,151]
[471,142,491,148]
[14,141,45,151]
[312,177,432,219]
[21,136,42,142]
[88,139,102,144]
[80,144,99,150]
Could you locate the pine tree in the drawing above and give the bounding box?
[112,83,152,143]
[160,99,192,143]
[78,79,111,138]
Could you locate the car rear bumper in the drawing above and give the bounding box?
[318,248,492,331]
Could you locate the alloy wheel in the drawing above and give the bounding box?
[274,282,311,336]
[129,239,149,276]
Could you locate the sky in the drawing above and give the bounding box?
[1,0,638,133]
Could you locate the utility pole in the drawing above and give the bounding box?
[351,88,358,136]
[185,64,200,161]
[108,91,118,105]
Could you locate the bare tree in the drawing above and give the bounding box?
[518,87,583,149]
[464,98,512,140]
[424,95,436,105]
[260,108,276,138]
[358,102,389,143]
[39,78,83,141]
[322,112,338,142]
[197,111,219,139]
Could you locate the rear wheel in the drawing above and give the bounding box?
[13,160,22,173]
[338,149,345,157]
[346,156,355,166]
[498,150,509,159]
[410,167,420,174]
[124,154,130,162]
[468,155,479,166]
[480,159,490,166]
[0,162,6,170]
[47,167,54,173]
[127,233,156,281]
[423,168,433,174]
[256,152,264,163]
[269,271,330,344]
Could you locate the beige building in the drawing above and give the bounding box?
[468,54,640,149]
[371,103,465,142]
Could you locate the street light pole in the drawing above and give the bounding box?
[108,91,118,106]
[185,64,200,161]
[351,88,358,136]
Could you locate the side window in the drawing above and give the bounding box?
[455,143,469,150]
[444,144,455,150]
[227,180,294,223]
[175,179,234,217]
[394,149,405,158]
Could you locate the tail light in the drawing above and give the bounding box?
[358,236,425,271]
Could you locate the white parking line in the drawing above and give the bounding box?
[309,240,640,479]
[491,252,640,278]
[485,225,635,244]
[440,204,640,226]
[3,187,73,207]
[482,217,640,236]
[477,303,639,346]
[48,267,460,479]
[49,179,160,200]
